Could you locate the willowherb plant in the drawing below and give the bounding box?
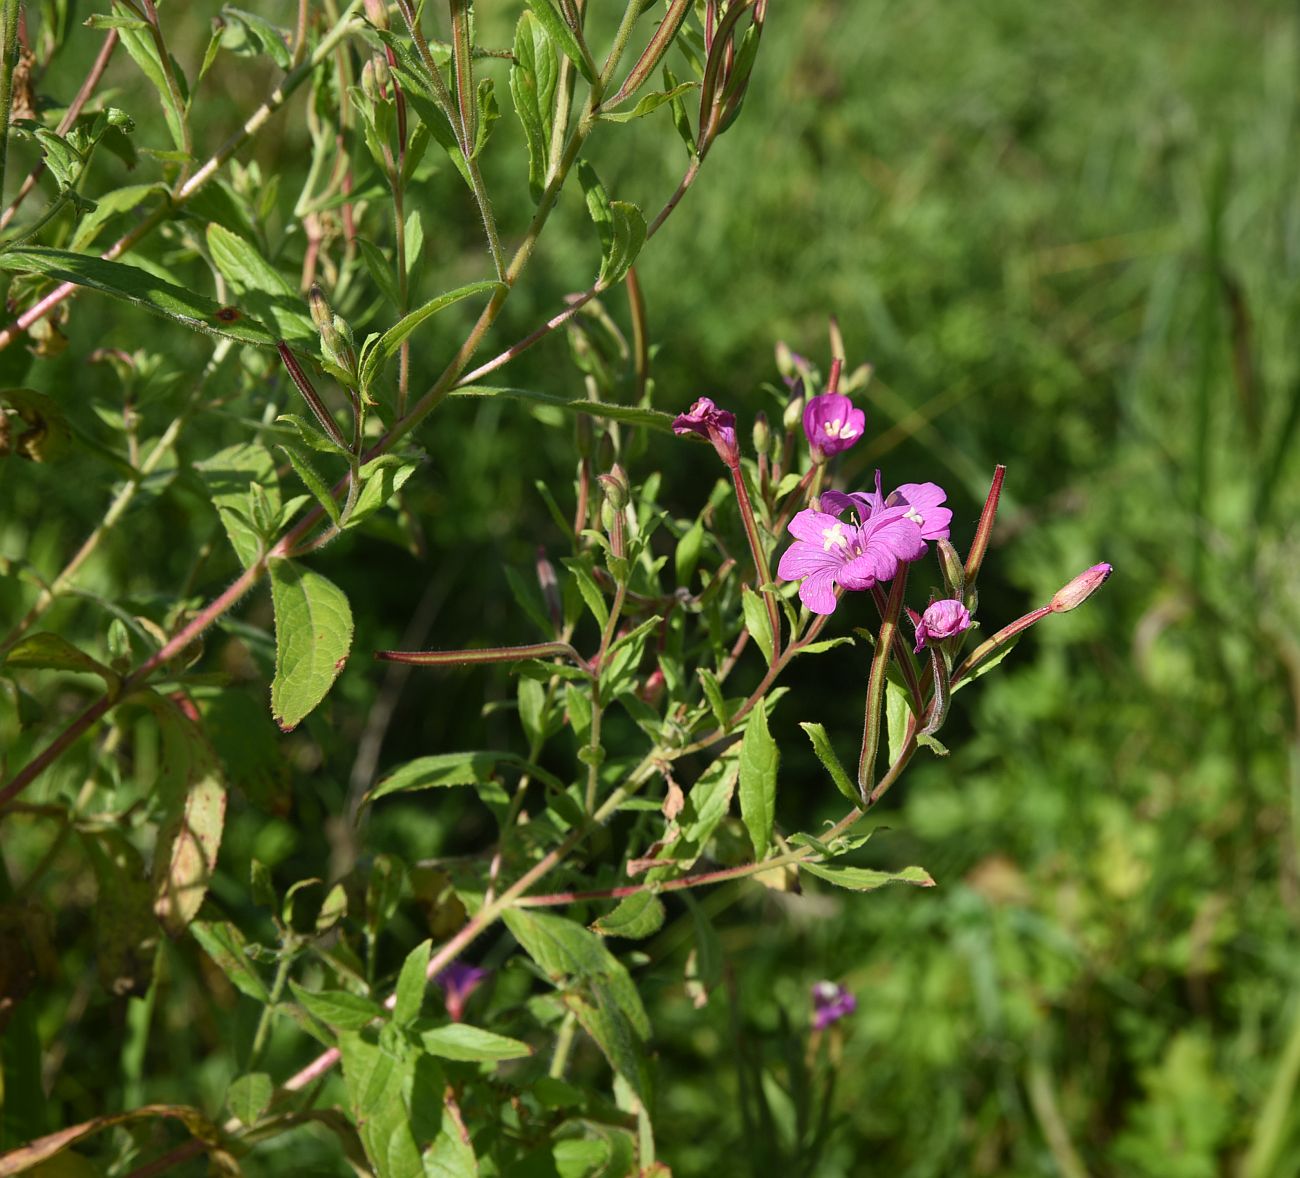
[0,1,1110,1174]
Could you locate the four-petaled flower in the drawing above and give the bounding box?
[672,397,740,468]
[802,393,865,461]
[821,470,952,546]
[776,506,925,615]
[434,962,489,1023]
[811,980,857,1030]
[914,598,972,651]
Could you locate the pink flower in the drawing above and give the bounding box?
[672,397,739,468]
[913,599,971,651]
[434,962,489,1022]
[821,470,952,544]
[1050,562,1113,612]
[802,393,865,461]
[777,506,925,615]
[811,980,856,1030]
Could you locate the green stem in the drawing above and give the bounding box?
[247,952,295,1071]
[731,462,781,661]
[858,567,908,797]
[0,0,21,204]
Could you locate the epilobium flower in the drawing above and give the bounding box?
[802,392,866,461]
[1050,562,1113,613]
[914,598,972,651]
[435,962,489,1023]
[811,980,857,1030]
[821,469,952,545]
[673,397,740,468]
[777,507,925,615]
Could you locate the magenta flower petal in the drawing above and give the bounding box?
[797,567,840,614]
[673,397,739,467]
[887,481,951,541]
[914,598,972,651]
[811,980,857,1030]
[802,393,866,460]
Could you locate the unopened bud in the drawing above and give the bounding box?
[363,0,389,29]
[1050,562,1113,613]
[535,547,561,631]
[782,394,804,434]
[309,283,357,380]
[775,340,797,379]
[360,58,382,103]
[936,539,965,598]
[752,411,770,458]
[598,464,630,512]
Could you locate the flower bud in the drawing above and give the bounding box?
[360,57,383,103]
[775,340,797,380]
[309,283,357,381]
[936,538,965,597]
[535,547,561,632]
[1050,562,1113,613]
[363,0,389,29]
[914,599,972,652]
[598,464,630,512]
[782,394,804,434]
[752,411,770,458]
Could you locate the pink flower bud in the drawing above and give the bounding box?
[1050,563,1113,613]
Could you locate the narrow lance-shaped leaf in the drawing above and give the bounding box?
[741,586,775,665]
[0,249,281,345]
[523,0,596,83]
[268,560,354,732]
[799,721,858,804]
[739,700,778,859]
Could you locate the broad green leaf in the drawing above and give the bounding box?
[799,722,858,804]
[739,702,778,859]
[196,442,279,568]
[0,249,278,345]
[741,587,775,664]
[801,861,935,892]
[3,632,120,693]
[226,1072,273,1126]
[450,385,674,431]
[190,920,270,1002]
[502,910,649,1038]
[206,224,314,341]
[69,183,165,251]
[417,1023,533,1062]
[393,940,432,1028]
[592,891,665,940]
[885,679,912,768]
[336,1029,425,1178]
[222,7,293,69]
[564,983,648,1099]
[523,0,596,83]
[112,3,188,154]
[359,281,502,391]
[290,982,384,1031]
[269,560,354,732]
[598,201,646,287]
[510,11,559,202]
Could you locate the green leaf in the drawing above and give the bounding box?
[69,184,165,252]
[222,7,293,69]
[697,667,729,729]
[291,982,384,1031]
[600,81,700,123]
[739,701,778,859]
[523,0,596,83]
[0,248,281,345]
[473,77,500,158]
[112,4,188,154]
[647,751,740,880]
[417,1023,533,1062]
[510,11,559,202]
[598,200,646,287]
[226,1073,273,1126]
[885,679,912,767]
[799,722,858,804]
[359,281,503,391]
[801,861,936,892]
[450,385,675,431]
[357,237,402,310]
[952,634,1021,693]
[196,442,279,568]
[3,632,120,694]
[269,560,354,732]
[393,940,431,1028]
[563,558,609,631]
[741,587,775,665]
[277,441,341,527]
[336,1028,425,1178]
[190,920,270,1002]
[346,454,422,529]
[365,750,563,804]
[205,224,314,342]
[592,891,665,940]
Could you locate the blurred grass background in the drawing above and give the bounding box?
[2,0,1298,1174]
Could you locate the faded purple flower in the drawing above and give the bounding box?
[673,397,739,468]
[435,962,489,1023]
[914,598,972,652]
[821,470,952,544]
[777,506,925,615]
[802,393,866,461]
[811,980,857,1030]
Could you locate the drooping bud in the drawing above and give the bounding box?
[1050,563,1113,613]
[672,398,739,469]
[597,464,630,513]
[752,411,770,458]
